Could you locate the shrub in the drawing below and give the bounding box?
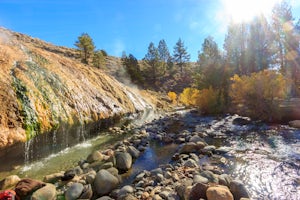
[229,70,287,121]
[167,91,177,104]
[179,88,199,106]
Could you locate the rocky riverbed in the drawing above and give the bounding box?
[1,110,299,200]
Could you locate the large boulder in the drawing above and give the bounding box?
[115,152,132,171]
[31,183,56,200]
[229,180,250,200]
[65,183,84,200]
[206,186,234,200]
[0,175,20,190]
[94,169,119,196]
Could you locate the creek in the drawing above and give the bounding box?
[0,109,299,199]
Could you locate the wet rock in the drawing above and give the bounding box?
[87,150,104,163]
[229,180,250,200]
[159,190,171,199]
[0,175,21,190]
[65,183,84,200]
[215,147,232,154]
[232,117,251,125]
[31,183,56,200]
[106,167,119,178]
[151,168,163,176]
[100,162,114,170]
[126,146,140,159]
[200,170,218,183]
[206,186,233,200]
[94,169,119,196]
[118,194,137,200]
[203,145,216,152]
[189,182,208,200]
[175,184,192,200]
[115,152,132,172]
[73,166,83,175]
[85,171,96,184]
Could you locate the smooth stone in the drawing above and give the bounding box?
[189,182,208,200]
[118,194,138,200]
[159,191,170,199]
[200,171,218,183]
[100,162,114,170]
[219,174,232,187]
[179,142,197,154]
[127,146,140,159]
[87,151,104,163]
[94,169,119,195]
[193,175,209,184]
[65,183,84,200]
[151,168,163,176]
[43,172,64,183]
[189,135,203,143]
[215,147,232,154]
[118,185,134,196]
[289,120,300,128]
[31,183,56,200]
[0,175,21,190]
[206,186,233,200]
[203,145,216,152]
[183,159,198,168]
[229,180,250,200]
[115,152,132,171]
[96,196,114,200]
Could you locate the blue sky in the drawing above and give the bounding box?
[0,0,300,61]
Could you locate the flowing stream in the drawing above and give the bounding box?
[0,110,299,199]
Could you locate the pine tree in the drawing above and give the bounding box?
[144,42,160,82]
[158,39,171,63]
[93,50,105,68]
[75,33,95,64]
[173,38,190,76]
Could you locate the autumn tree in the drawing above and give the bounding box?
[75,33,95,64]
[173,38,190,76]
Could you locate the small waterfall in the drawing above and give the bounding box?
[52,130,57,147]
[24,139,33,164]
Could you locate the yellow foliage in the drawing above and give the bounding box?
[179,88,200,106]
[229,70,287,121]
[179,87,224,114]
[167,91,177,104]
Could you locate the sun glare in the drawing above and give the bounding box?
[221,0,281,23]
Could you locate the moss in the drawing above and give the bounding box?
[11,68,41,139]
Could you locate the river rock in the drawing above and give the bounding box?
[200,170,219,183]
[43,172,64,183]
[193,175,209,184]
[115,152,132,171]
[229,180,250,200]
[96,196,114,200]
[87,150,104,163]
[31,183,56,200]
[219,174,232,187]
[65,183,84,200]
[183,159,198,168]
[118,185,134,197]
[94,169,119,195]
[78,184,93,199]
[289,120,300,128]
[179,142,197,154]
[189,135,203,143]
[189,182,208,200]
[206,186,233,200]
[0,175,21,190]
[232,117,251,125]
[61,169,76,181]
[127,146,140,159]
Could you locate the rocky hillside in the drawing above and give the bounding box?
[0,27,157,149]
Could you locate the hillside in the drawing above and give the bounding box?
[0,27,160,149]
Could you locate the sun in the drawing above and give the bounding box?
[221,0,281,23]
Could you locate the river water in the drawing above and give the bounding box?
[0,110,299,199]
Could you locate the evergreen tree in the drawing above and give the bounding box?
[158,39,171,63]
[75,33,95,64]
[144,42,160,82]
[93,50,105,68]
[173,38,190,76]
[122,54,143,85]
